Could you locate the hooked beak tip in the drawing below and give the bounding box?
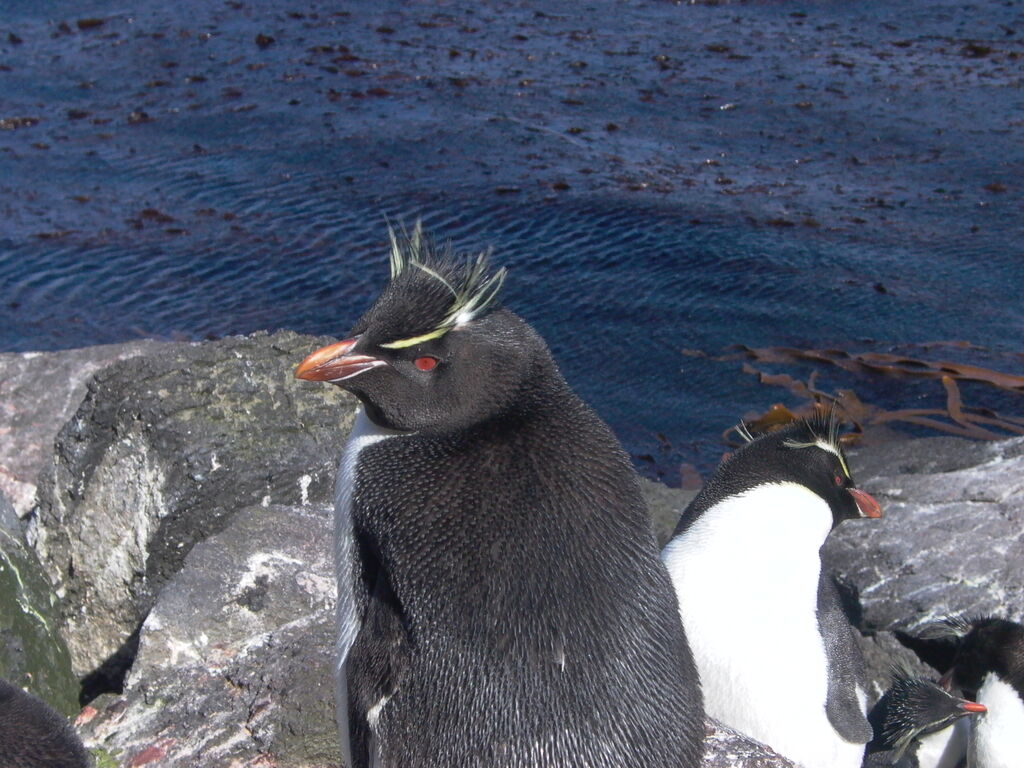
[848,487,882,519]
[295,338,378,382]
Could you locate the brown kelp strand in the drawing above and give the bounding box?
[712,344,1024,445]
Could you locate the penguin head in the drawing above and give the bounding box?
[942,616,1024,698]
[296,225,544,433]
[879,673,986,758]
[726,412,882,528]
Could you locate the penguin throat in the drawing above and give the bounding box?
[914,718,969,768]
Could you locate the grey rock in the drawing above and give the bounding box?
[79,503,340,767]
[0,340,166,517]
[825,436,1024,634]
[0,490,20,534]
[847,436,1024,482]
[640,477,697,546]
[702,719,798,767]
[853,630,936,707]
[29,331,357,677]
[0,492,80,716]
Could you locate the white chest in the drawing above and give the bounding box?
[662,483,861,768]
[970,673,1024,768]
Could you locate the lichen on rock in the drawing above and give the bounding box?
[0,491,79,717]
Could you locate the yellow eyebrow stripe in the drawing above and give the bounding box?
[379,326,450,349]
[816,439,851,479]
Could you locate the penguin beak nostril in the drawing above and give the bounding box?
[848,487,882,519]
[295,338,385,382]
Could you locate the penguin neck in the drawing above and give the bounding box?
[449,350,585,444]
[914,717,969,768]
[970,671,1024,768]
[484,346,577,428]
[669,481,833,572]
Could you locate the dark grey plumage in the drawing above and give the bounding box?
[297,227,704,767]
[819,573,873,744]
[0,678,90,768]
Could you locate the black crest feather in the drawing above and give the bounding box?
[357,221,507,348]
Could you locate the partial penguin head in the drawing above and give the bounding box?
[875,671,985,758]
[725,411,882,528]
[296,223,546,433]
[937,616,1024,698]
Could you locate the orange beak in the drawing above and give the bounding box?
[848,487,882,519]
[295,338,387,382]
[960,700,987,714]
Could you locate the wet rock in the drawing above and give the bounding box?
[0,339,167,516]
[79,503,340,766]
[29,331,357,677]
[0,492,79,716]
[827,436,1024,634]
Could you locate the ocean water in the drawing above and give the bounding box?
[1,0,1021,480]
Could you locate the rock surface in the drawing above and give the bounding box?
[702,721,797,768]
[830,437,1024,633]
[28,331,357,678]
[0,491,79,716]
[0,341,167,517]
[640,478,696,546]
[79,503,339,767]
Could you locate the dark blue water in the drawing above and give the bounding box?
[1,0,1022,481]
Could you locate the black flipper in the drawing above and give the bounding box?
[817,570,873,744]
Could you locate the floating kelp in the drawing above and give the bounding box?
[729,345,1024,391]
[717,344,1024,445]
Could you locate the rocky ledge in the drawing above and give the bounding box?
[1,332,1021,766]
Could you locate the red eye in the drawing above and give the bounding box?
[834,475,843,486]
[414,356,438,372]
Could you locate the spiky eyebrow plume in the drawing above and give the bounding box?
[735,421,756,444]
[380,222,508,349]
[919,614,976,640]
[781,408,850,478]
[387,219,424,280]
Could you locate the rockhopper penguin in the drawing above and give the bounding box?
[661,413,882,768]
[863,671,985,768]
[0,678,90,768]
[938,616,1024,768]
[295,225,704,768]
